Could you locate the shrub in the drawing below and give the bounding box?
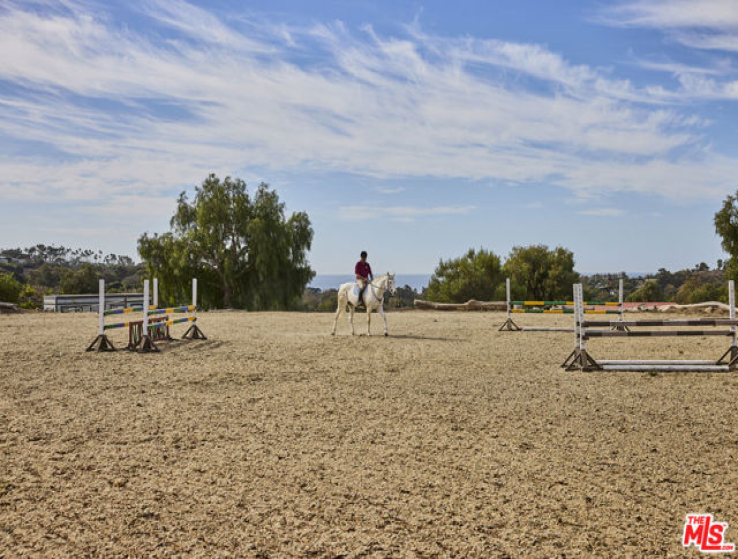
[0,273,23,304]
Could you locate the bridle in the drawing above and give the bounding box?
[366,275,394,299]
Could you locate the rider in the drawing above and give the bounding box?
[355,251,373,307]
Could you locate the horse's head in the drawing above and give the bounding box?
[386,272,396,295]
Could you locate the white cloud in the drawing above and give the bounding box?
[0,0,736,212]
[599,2,738,98]
[634,59,727,76]
[374,186,406,195]
[578,208,625,217]
[601,0,738,30]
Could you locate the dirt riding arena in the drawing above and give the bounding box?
[2,310,737,556]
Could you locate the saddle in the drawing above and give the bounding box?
[351,283,367,308]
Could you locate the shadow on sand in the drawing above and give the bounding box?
[388,334,455,342]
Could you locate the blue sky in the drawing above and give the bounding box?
[2,1,738,274]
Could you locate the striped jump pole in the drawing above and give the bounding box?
[86,279,117,352]
[583,318,738,328]
[584,329,734,338]
[600,364,730,372]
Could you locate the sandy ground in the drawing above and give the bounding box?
[1,309,738,557]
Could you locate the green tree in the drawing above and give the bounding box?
[503,245,579,300]
[19,285,43,310]
[626,280,663,302]
[676,276,726,304]
[138,174,314,310]
[59,263,98,294]
[715,192,738,280]
[27,264,62,289]
[0,273,23,303]
[426,248,503,303]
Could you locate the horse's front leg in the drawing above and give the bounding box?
[366,308,372,336]
[348,306,355,335]
[331,305,342,335]
[378,305,388,336]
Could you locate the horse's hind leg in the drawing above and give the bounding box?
[348,306,355,335]
[331,305,342,335]
[366,309,372,336]
[332,292,347,335]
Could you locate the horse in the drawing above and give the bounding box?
[331,273,396,336]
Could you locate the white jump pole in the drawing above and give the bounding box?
[619,278,624,323]
[506,277,511,320]
[575,284,580,351]
[137,278,159,352]
[85,277,116,352]
[192,278,197,320]
[153,278,158,310]
[574,283,586,351]
[143,279,149,334]
[98,278,105,337]
[570,283,581,363]
[181,277,206,340]
[730,280,736,351]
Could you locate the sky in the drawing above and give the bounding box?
[2,1,738,274]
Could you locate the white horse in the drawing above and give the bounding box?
[331,273,396,336]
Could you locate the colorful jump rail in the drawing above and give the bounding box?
[86,278,206,353]
[499,278,628,333]
[511,309,620,315]
[562,281,738,372]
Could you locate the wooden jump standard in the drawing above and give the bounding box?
[499,278,627,332]
[86,278,206,353]
[562,282,738,372]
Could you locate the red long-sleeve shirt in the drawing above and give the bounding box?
[355,261,372,279]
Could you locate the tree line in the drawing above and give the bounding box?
[5,180,738,309]
[1,175,315,311]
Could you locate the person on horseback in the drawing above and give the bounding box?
[355,251,373,308]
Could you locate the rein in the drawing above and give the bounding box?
[365,276,391,300]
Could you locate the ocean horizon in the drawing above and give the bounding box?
[309,274,432,292]
[309,271,656,292]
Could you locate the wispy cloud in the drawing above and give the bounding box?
[601,1,738,55]
[523,201,544,210]
[599,0,738,30]
[0,0,736,214]
[598,2,738,98]
[578,208,625,217]
[633,59,728,76]
[340,205,475,221]
[374,186,406,195]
